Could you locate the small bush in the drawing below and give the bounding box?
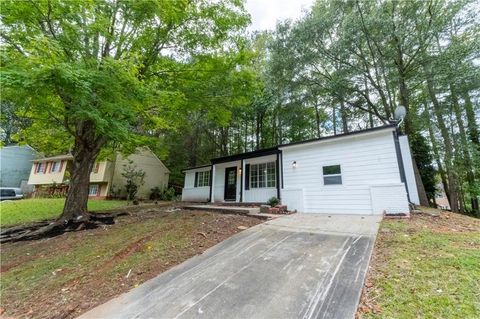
[267,197,280,207]
[160,187,176,201]
[149,186,162,200]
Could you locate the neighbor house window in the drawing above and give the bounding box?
[93,162,100,173]
[51,161,61,172]
[250,162,276,188]
[323,165,342,185]
[89,184,99,196]
[35,162,46,173]
[195,171,210,187]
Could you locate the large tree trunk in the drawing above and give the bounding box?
[462,90,479,147]
[394,40,412,135]
[332,105,337,135]
[61,148,97,221]
[314,102,321,138]
[424,69,460,213]
[340,99,348,133]
[426,109,450,202]
[394,46,429,206]
[451,85,478,213]
[62,120,105,221]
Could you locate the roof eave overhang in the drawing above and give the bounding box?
[278,125,396,150]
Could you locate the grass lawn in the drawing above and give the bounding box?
[358,208,480,318]
[0,205,261,318]
[0,198,128,226]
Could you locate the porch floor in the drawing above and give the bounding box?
[183,204,280,220]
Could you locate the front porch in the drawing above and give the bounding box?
[181,147,283,204]
[210,148,281,204]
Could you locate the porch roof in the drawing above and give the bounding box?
[211,147,279,164]
[181,164,212,172]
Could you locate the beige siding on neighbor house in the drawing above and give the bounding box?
[27,148,169,199]
[90,161,112,183]
[28,160,110,185]
[111,148,170,199]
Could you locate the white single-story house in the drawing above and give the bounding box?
[181,125,420,215]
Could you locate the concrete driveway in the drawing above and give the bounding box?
[79,213,382,319]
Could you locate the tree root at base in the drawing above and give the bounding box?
[0,212,128,243]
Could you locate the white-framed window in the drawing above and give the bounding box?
[89,184,99,196]
[323,165,342,185]
[195,171,210,187]
[51,161,61,172]
[250,162,276,188]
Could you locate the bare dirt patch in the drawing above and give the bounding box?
[0,205,262,319]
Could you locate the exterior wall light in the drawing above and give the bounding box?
[238,168,242,175]
[292,161,297,168]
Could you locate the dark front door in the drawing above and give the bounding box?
[224,167,237,201]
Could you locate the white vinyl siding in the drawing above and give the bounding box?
[280,129,407,214]
[182,167,212,202]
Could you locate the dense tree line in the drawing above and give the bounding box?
[163,0,479,216]
[1,0,478,225]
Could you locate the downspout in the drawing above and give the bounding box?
[240,159,244,202]
[280,150,284,189]
[210,164,216,203]
[392,128,411,203]
[208,165,213,202]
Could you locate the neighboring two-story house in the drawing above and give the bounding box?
[28,148,170,199]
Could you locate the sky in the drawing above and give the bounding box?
[245,0,316,31]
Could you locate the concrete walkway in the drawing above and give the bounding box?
[78,214,382,319]
[184,204,261,214]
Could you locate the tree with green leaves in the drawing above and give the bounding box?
[263,0,478,214]
[0,0,250,235]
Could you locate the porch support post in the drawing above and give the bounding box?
[276,151,281,200]
[210,164,215,203]
[240,159,244,202]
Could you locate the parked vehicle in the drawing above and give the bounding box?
[0,187,24,201]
